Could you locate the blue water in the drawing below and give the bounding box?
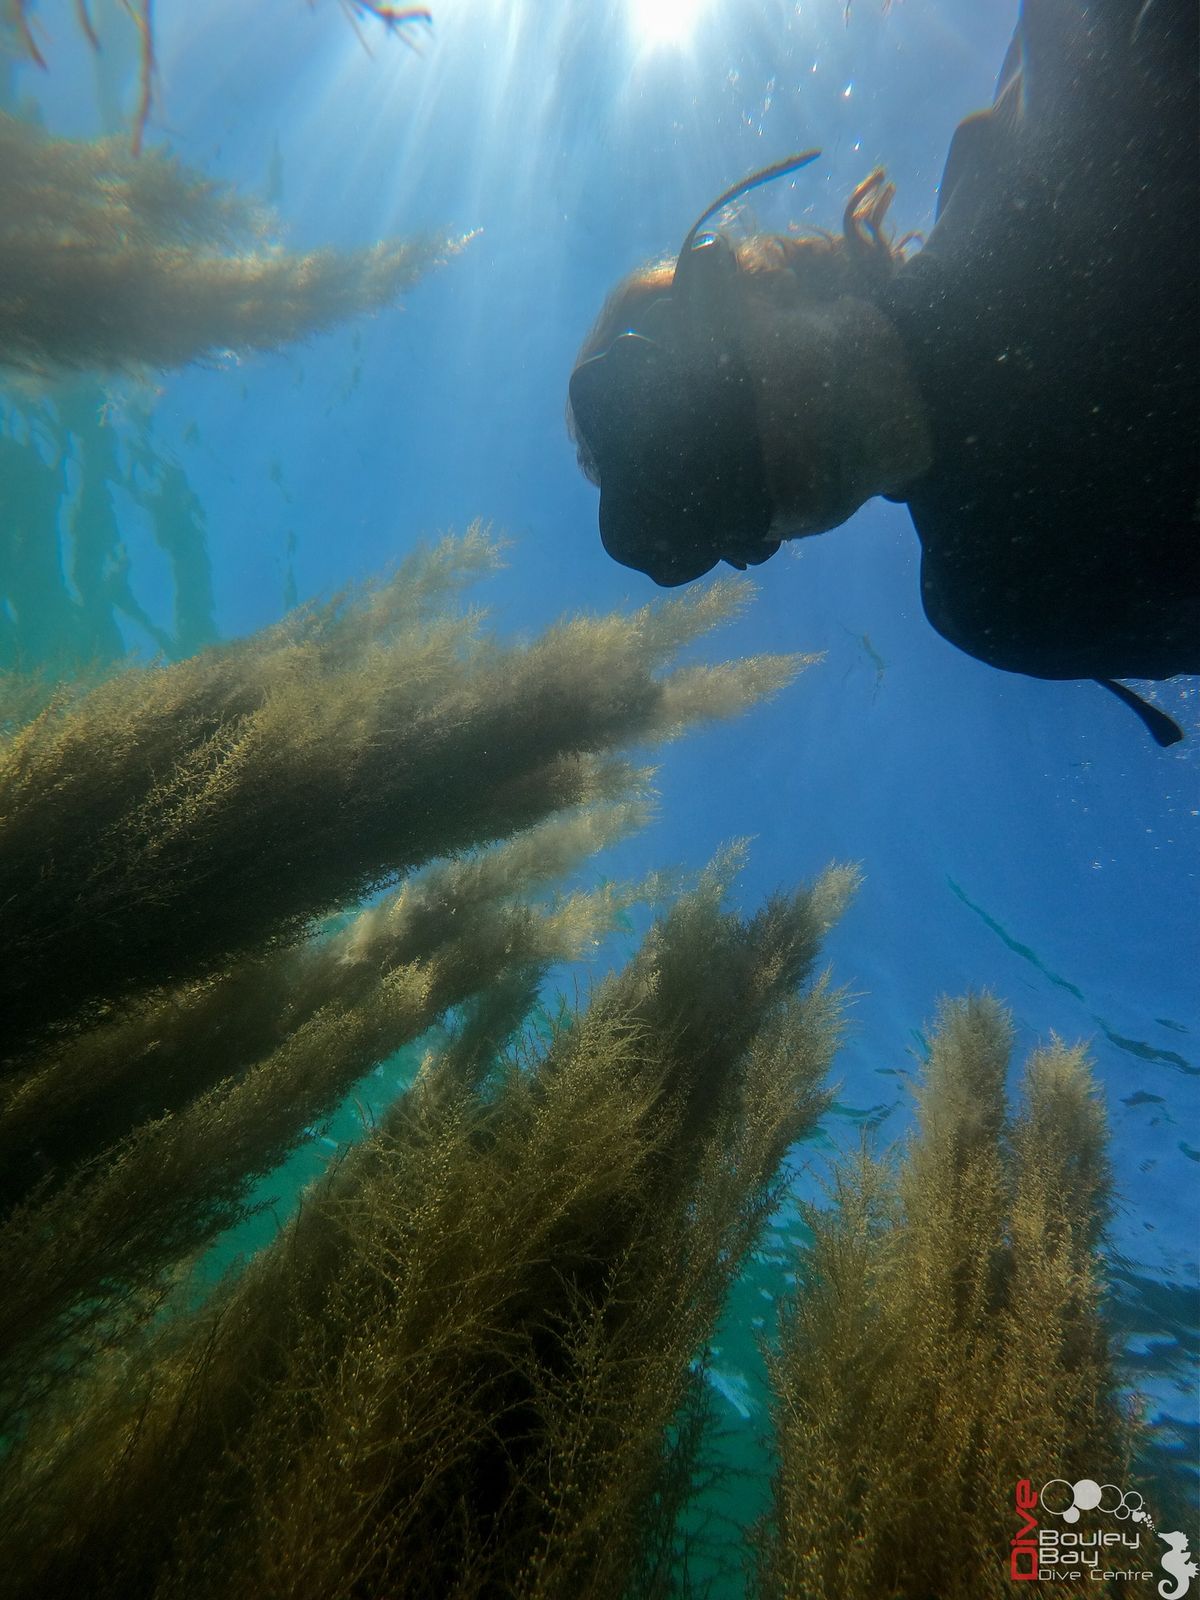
[5,0,1197,1559]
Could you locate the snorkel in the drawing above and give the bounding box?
[568,152,821,586]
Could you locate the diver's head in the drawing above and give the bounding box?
[568,165,932,586]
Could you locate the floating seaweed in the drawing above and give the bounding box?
[0,113,467,372]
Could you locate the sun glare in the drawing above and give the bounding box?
[627,0,710,49]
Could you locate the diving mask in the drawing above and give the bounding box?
[569,152,820,586]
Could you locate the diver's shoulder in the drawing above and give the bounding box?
[934,109,1009,229]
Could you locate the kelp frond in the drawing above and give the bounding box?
[0,807,646,1437]
[0,864,852,1600]
[0,111,467,370]
[0,799,652,1207]
[758,996,1135,1600]
[0,528,807,1061]
[0,531,817,1449]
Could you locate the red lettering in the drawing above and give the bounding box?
[1015,1480,1039,1513]
[1011,1544,1040,1581]
[1012,1507,1038,1542]
[1010,1479,1040,1580]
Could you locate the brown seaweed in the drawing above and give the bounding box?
[0,113,467,372]
[758,996,1133,1600]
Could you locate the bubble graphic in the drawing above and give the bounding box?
[1073,1480,1103,1511]
[1040,1479,1075,1517]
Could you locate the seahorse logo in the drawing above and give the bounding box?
[1159,1531,1198,1600]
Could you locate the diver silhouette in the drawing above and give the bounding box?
[568,0,1197,746]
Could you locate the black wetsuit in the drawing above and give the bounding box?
[880,0,1198,693]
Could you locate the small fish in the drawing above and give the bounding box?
[840,622,886,699]
[699,1364,755,1420]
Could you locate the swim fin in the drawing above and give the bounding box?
[1096,678,1184,747]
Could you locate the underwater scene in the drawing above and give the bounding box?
[0,1,1196,1596]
